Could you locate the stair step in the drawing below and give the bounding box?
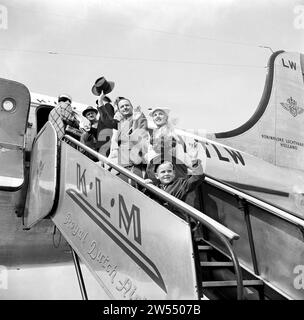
[197,245,213,251]
[202,280,264,288]
[200,261,234,268]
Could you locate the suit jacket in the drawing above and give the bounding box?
[109,112,149,167]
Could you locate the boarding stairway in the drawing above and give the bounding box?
[196,176,304,300]
[196,237,265,300]
[24,125,304,300]
[64,135,304,300]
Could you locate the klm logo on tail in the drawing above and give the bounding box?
[281,97,304,117]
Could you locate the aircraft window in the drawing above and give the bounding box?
[36,105,54,133]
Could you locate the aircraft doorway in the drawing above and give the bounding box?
[36,105,53,133]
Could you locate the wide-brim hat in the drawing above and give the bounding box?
[91,77,115,96]
[82,106,98,117]
[148,107,171,117]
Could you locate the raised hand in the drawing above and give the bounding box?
[133,105,142,120]
[98,94,106,107]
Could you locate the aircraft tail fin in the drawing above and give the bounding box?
[212,50,304,171]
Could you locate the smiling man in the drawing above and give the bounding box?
[83,106,98,127]
[80,106,99,159]
[109,97,149,180]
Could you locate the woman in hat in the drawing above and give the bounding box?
[145,107,192,181]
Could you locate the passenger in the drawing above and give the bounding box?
[145,159,204,219]
[91,77,118,157]
[80,106,99,160]
[48,94,81,144]
[108,97,149,182]
[145,107,192,182]
[96,95,119,157]
[82,106,98,132]
[96,95,118,129]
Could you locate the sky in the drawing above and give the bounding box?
[0,0,304,133]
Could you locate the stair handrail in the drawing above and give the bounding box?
[205,176,304,228]
[174,128,304,228]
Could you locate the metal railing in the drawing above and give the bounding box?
[204,175,304,293]
[205,176,304,228]
[64,135,246,299]
[175,127,304,228]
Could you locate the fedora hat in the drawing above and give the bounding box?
[82,106,98,117]
[148,107,171,117]
[91,76,115,96]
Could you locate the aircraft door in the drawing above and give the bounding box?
[0,78,30,190]
[24,121,57,228]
